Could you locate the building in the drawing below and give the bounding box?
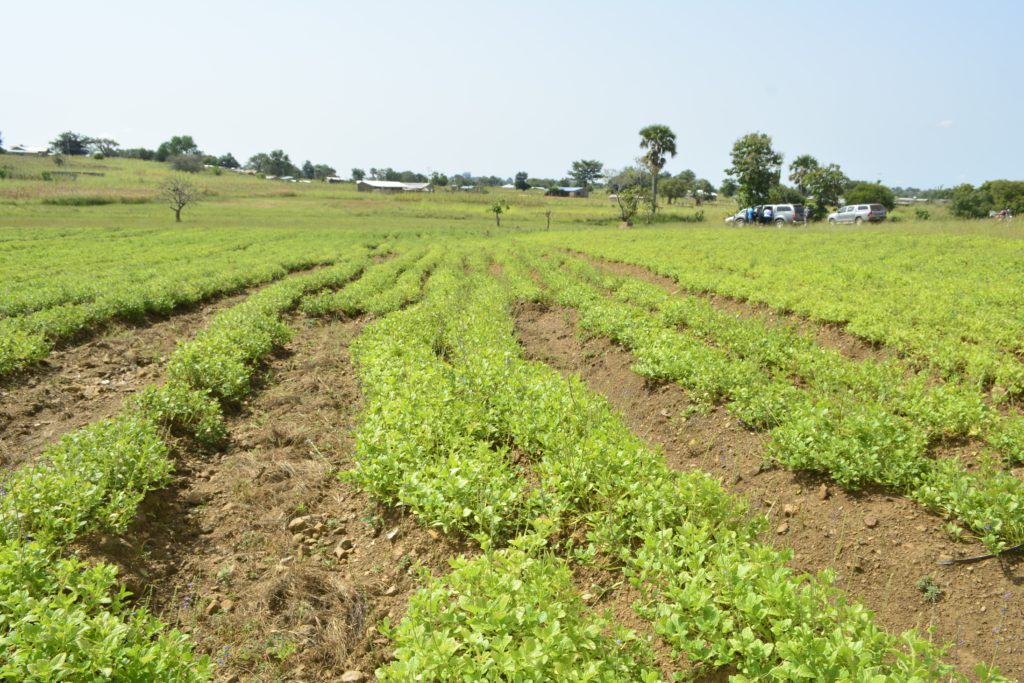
[545,186,589,198]
[356,180,433,193]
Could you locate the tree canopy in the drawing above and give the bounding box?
[514,171,530,191]
[50,132,92,155]
[802,163,848,217]
[788,154,819,195]
[725,132,783,207]
[845,182,896,211]
[568,159,604,189]
[155,135,200,162]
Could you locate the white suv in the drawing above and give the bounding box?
[827,204,887,224]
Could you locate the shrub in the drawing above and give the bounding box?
[915,208,930,220]
[168,154,203,173]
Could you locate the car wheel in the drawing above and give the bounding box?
[828,218,836,224]
[855,217,863,224]
[735,218,745,226]
[775,218,785,227]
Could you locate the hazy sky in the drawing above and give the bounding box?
[4,1,1020,187]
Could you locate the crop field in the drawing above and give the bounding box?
[2,155,1024,681]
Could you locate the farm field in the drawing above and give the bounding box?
[2,156,1024,681]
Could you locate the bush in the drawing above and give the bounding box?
[39,171,52,182]
[92,152,105,160]
[845,182,896,211]
[915,208,930,220]
[168,154,203,173]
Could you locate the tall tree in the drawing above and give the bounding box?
[301,160,315,179]
[719,178,738,198]
[725,132,783,207]
[217,153,240,169]
[514,171,530,191]
[90,138,120,156]
[50,131,92,155]
[312,164,336,180]
[638,125,677,215]
[568,159,604,189]
[802,163,848,217]
[351,168,366,182]
[788,154,820,195]
[429,171,448,187]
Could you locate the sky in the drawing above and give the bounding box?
[3,0,1021,188]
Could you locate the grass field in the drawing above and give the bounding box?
[1,154,1023,681]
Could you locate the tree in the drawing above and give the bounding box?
[638,125,677,215]
[725,132,783,207]
[351,168,366,182]
[802,163,848,217]
[719,178,738,198]
[568,159,604,189]
[301,160,315,180]
[429,171,448,187]
[217,153,240,169]
[950,183,992,218]
[514,171,530,191]
[490,199,509,227]
[845,182,896,211]
[0,130,4,152]
[162,176,200,222]
[155,135,199,162]
[606,165,650,193]
[693,178,716,205]
[615,185,646,227]
[788,154,819,195]
[248,149,298,177]
[50,131,92,155]
[90,138,120,156]
[312,164,336,180]
[980,180,1024,215]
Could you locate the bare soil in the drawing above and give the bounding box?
[515,301,1024,680]
[0,292,251,469]
[75,316,473,682]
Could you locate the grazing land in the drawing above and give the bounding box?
[1,155,1023,681]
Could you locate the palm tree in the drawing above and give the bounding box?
[639,124,677,216]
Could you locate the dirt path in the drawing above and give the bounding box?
[0,292,253,469]
[514,302,1024,679]
[74,315,473,682]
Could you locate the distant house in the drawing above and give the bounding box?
[501,183,515,189]
[8,145,49,155]
[325,176,345,183]
[545,186,588,198]
[356,180,433,193]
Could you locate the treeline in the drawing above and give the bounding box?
[950,181,1024,218]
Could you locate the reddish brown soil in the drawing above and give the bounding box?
[76,316,473,682]
[577,252,892,364]
[515,302,1024,680]
[0,292,251,469]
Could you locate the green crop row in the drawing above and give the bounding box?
[0,250,373,681]
[558,252,1024,462]
[526,249,1024,552]
[345,253,992,680]
[0,229,378,378]
[301,245,433,317]
[526,229,1024,400]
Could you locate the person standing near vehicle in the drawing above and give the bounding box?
[762,205,773,224]
[746,206,754,224]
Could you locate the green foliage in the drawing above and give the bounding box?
[568,159,604,189]
[0,415,171,547]
[380,538,660,682]
[130,383,226,447]
[155,135,200,162]
[0,540,212,682]
[49,131,92,155]
[514,171,530,191]
[915,208,931,220]
[845,182,896,211]
[788,154,819,195]
[168,154,204,173]
[638,125,677,213]
[915,576,943,603]
[725,132,783,206]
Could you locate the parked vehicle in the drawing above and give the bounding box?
[726,204,806,226]
[827,204,887,224]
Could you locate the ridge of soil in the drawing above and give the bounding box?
[0,291,252,469]
[514,302,1024,680]
[75,316,473,682]
[572,250,892,364]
